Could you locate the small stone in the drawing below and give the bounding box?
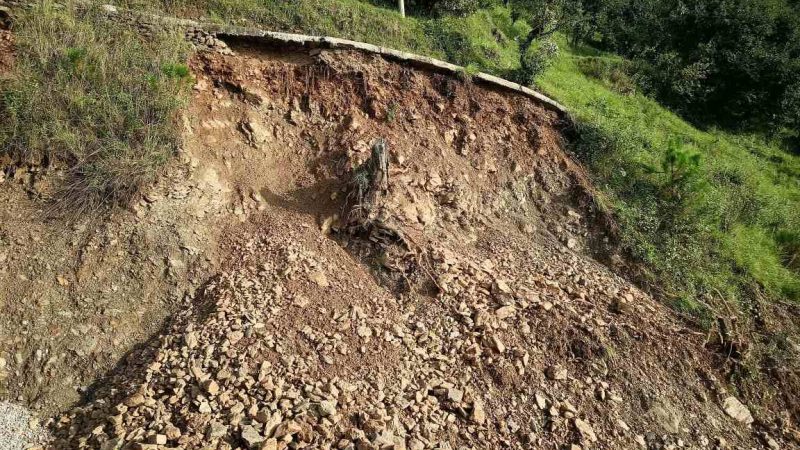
[309,271,330,287]
[471,400,486,425]
[318,400,337,417]
[574,418,598,442]
[124,393,145,407]
[545,365,567,380]
[185,331,198,349]
[203,379,220,396]
[357,325,373,338]
[722,396,754,425]
[241,424,266,448]
[493,279,512,294]
[535,392,548,409]
[495,306,516,320]
[261,438,278,450]
[490,335,506,353]
[207,422,228,439]
[148,434,167,445]
[447,388,464,403]
[274,420,302,438]
[165,424,181,440]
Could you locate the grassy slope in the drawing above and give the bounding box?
[537,39,800,317]
[0,2,191,211]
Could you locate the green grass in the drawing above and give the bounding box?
[125,0,442,57]
[537,36,800,318]
[0,2,192,211]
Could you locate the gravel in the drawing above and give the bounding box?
[0,402,49,450]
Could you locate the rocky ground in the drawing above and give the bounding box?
[1,17,798,450]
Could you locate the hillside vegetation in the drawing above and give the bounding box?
[0,2,191,211]
[2,0,799,392]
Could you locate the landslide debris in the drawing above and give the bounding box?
[31,36,795,450]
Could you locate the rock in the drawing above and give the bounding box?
[274,420,302,438]
[535,392,547,410]
[490,335,506,353]
[471,400,487,425]
[495,306,516,320]
[241,118,269,145]
[447,388,464,403]
[309,271,330,287]
[318,400,337,417]
[574,418,598,443]
[651,403,682,434]
[444,129,457,145]
[241,424,266,448]
[207,422,228,440]
[198,401,212,413]
[147,434,167,445]
[545,365,567,380]
[260,438,278,450]
[763,434,780,450]
[722,397,754,425]
[203,379,220,396]
[124,393,145,407]
[493,279,512,294]
[184,331,198,349]
[165,424,181,440]
[241,85,268,105]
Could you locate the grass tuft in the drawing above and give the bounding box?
[0,1,191,212]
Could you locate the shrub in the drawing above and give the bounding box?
[517,38,558,85]
[0,2,191,211]
[575,56,635,94]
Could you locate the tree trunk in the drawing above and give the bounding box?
[398,0,405,17]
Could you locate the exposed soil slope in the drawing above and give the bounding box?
[31,41,793,450]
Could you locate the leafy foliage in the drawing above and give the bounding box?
[575,0,800,131]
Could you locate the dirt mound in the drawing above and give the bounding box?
[35,40,796,450]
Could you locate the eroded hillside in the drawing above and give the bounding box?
[0,21,795,450]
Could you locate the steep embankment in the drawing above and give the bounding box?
[30,38,786,449]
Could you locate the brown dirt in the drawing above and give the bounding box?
[0,30,13,75]
[2,38,797,449]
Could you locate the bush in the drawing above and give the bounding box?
[517,38,558,85]
[0,2,191,211]
[575,56,635,94]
